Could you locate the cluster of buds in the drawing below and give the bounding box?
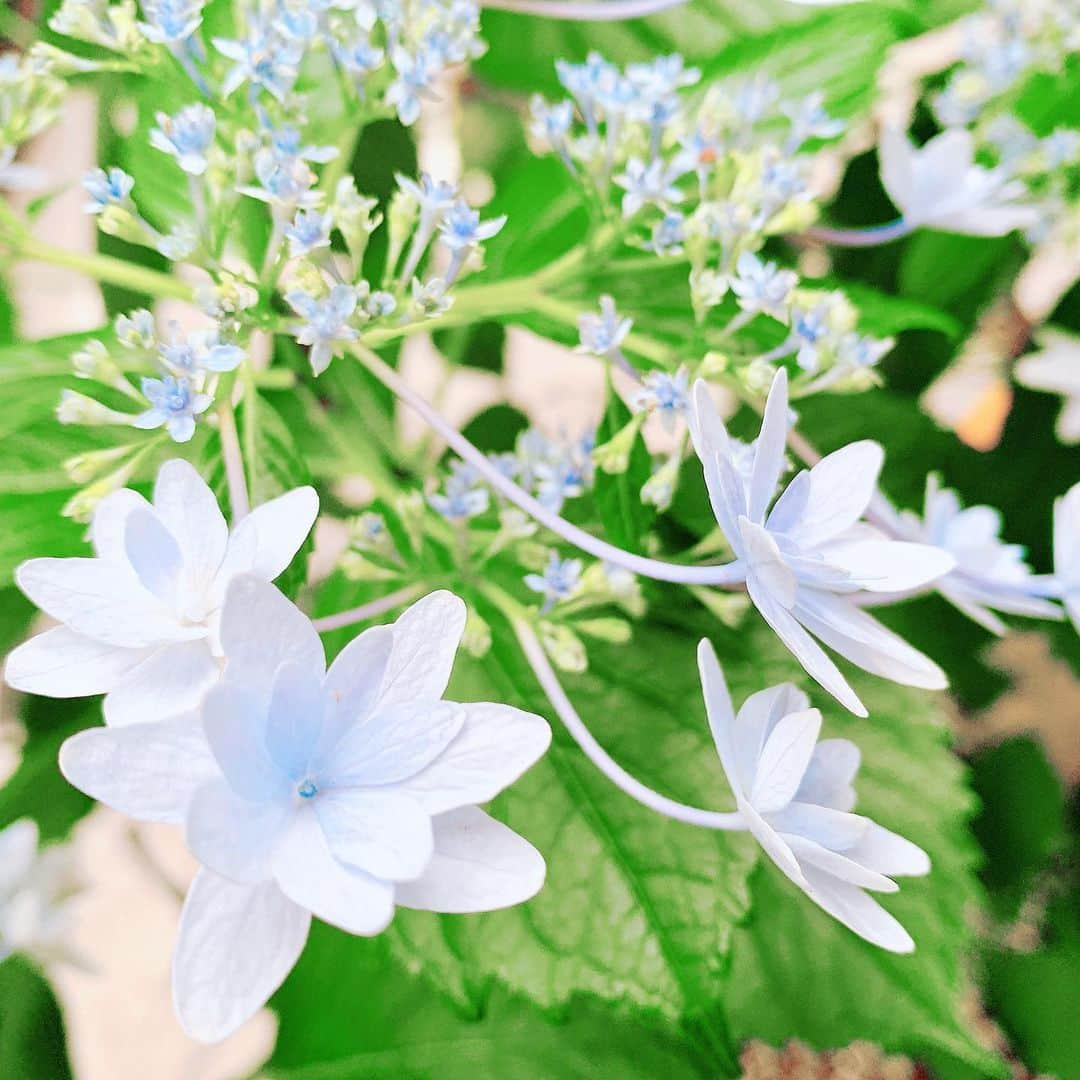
[0,53,66,170]
[529,55,842,271]
[48,0,484,128]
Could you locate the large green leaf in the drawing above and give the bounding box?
[292,578,995,1075]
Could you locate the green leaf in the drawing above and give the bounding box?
[432,321,507,374]
[0,957,73,1080]
[969,737,1067,920]
[284,589,991,1076]
[460,404,529,454]
[270,935,706,1078]
[0,491,87,588]
[593,377,655,553]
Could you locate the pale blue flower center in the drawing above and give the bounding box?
[297,779,318,799]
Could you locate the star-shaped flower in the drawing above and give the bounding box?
[698,641,930,952]
[878,128,1039,237]
[5,460,317,727]
[689,370,954,715]
[59,579,551,1042]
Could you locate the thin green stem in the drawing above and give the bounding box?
[217,377,250,520]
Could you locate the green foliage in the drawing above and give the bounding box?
[0,957,73,1080]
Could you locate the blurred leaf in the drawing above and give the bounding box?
[0,956,73,1080]
[460,403,529,454]
[432,321,506,374]
[593,377,655,553]
[0,492,86,588]
[969,737,1067,920]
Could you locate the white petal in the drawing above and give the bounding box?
[746,574,868,717]
[783,833,897,892]
[739,519,797,608]
[748,708,822,813]
[124,507,183,608]
[396,806,546,913]
[737,797,807,888]
[317,625,394,759]
[767,800,870,850]
[793,589,947,691]
[315,788,432,881]
[773,441,883,548]
[687,378,732,462]
[847,822,930,878]
[1054,482,1080,583]
[795,738,860,812]
[59,715,218,823]
[733,683,810,797]
[1015,343,1080,395]
[748,368,788,523]
[325,701,464,786]
[389,702,551,816]
[186,779,293,883]
[220,487,318,583]
[202,682,288,802]
[376,591,466,709]
[696,639,739,791]
[91,488,150,562]
[172,869,310,1043]
[1056,397,1080,444]
[820,539,955,592]
[153,459,228,597]
[0,819,39,894]
[219,575,324,685]
[799,863,915,953]
[16,558,192,648]
[265,662,325,779]
[878,127,915,217]
[103,639,219,727]
[5,626,150,697]
[271,811,395,935]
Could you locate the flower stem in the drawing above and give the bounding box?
[217,389,250,520]
[311,583,425,632]
[490,588,746,831]
[480,0,689,20]
[351,342,747,587]
[15,238,196,300]
[803,219,912,248]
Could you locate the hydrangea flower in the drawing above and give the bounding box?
[285,209,333,258]
[1014,328,1080,444]
[730,251,797,320]
[613,157,683,217]
[59,580,551,1041]
[689,370,954,716]
[895,475,1061,635]
[698,642,929,952]
[385,45,437,126]
[0,818,79,965]
[429,460,489,521]
[214,25,303,103]
[878,128,1040,237]
[134,375,212,442]
[149,104,216,176]
[82,167,133,214]
[286,284,359,375]
[577,295,632,360]
[437,200,506,283]
[525,552,583,612]
[632,368,690,432]
[5,460,317,726]
[138,0,205,45]
[159,326,245,376]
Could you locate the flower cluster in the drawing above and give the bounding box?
[6,461,550,1041]
[530,56,840,271]
[0,53,66,165]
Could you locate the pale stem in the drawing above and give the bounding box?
[510,611,746,831]
[803,219,912,248]
[217,396,250,520]
[352,343,747,587]
[311,584,424,632]
[481,0,690,20]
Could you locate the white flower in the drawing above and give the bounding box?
[0,819,79,965]
[1014,328,1080,444]
[895,475,1061,635]
[1054,481,1080,634]
[698,641,930,952]
[878,128,1039,237]
[59,579,551,1042]
[5,460,318,727]
[689,371,954,716]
